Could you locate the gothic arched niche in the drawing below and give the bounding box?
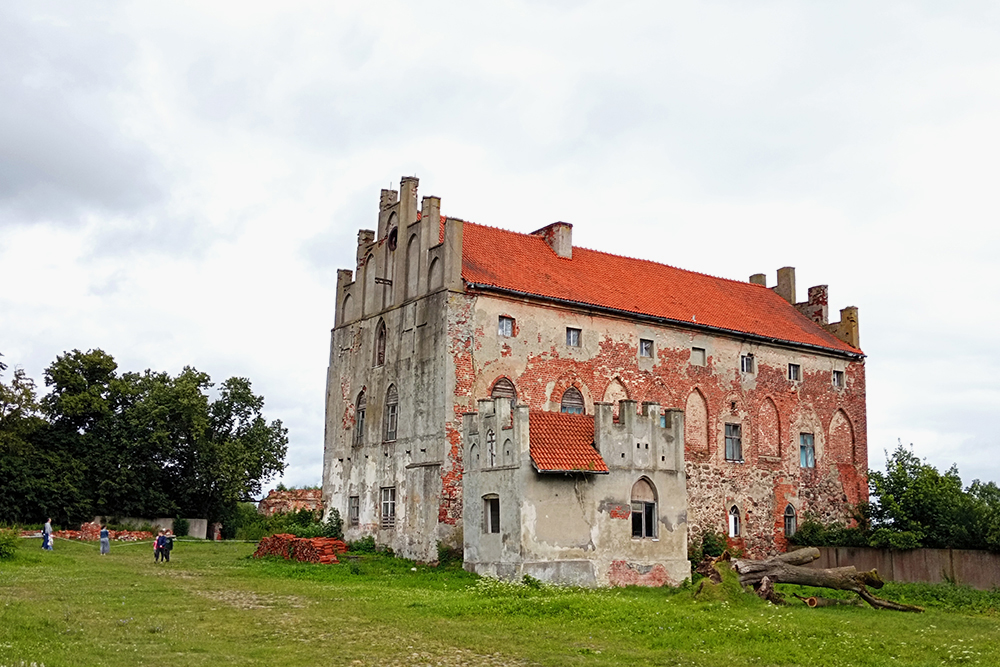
[684,389,709,453]
[829,410,856,465]
[756,397,780,458]
[602,377,629,418]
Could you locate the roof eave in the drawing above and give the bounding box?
[466,282,865,361]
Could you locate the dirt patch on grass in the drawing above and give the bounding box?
[362,648,534,666]
[191,588,310,610]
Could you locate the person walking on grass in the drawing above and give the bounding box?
[42,518,53,551]
[162,530,174,562]
[100,524,110,555]
[154,529,165,562]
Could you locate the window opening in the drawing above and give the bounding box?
[832,370,844,388]
[784,504,797,537]
[728,506,741,537]
[741,354,755,373]
[660,413,667,428]
[560,387,585,414]
[355,391,366,446]
[630,479,657,539]
[788,363,801,381]
[486,430,496,467]
[639,339,653,358]
[380,487,396,529]
[484,496,500,534]
[498,316,514,337]
[566,327,581,347]
[384,384,398,442]
[374,320,387,367]
[691,347,706,366]
[348,496,360,527]
[725,423,743,462]
[799,433,815,468]
[491,377,516,401]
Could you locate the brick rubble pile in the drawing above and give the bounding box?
[252,533,348,564]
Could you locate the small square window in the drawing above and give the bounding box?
[639,339,653,358]
[799,433,815,468]
[348,496,360,527]
[788,363,801,381]
[380,487,396,529]
[566,327,581,347]
[832,370,844,388]
[741,354,755,374]
[691,347,706,366]
[498,316,514,337]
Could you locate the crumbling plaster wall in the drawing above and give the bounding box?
[460,291,866,558]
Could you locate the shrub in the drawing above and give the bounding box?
[348,535,377,553]
[173,517,190,537]
[0,528,18,560]
[322,508,343,540]
[437,540,463,566]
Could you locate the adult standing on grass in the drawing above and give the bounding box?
[162,530,174,562]
[100,525,110,555]
[42,518,53,551]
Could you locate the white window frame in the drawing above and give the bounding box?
[728,506,741,538]
[832,370,844,388]
[741,354,755,374]
[380,487,396,529]
[639,339,653,358]
[566,327,581,347]
[498,316,514,337]
[788,363,801,382]
[724,423,743,462]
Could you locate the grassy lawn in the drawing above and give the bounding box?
[1,537,998,667]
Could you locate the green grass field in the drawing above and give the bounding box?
[1,537,998,667]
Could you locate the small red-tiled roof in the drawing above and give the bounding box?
[461,222,861,355]
[529,411,608,474]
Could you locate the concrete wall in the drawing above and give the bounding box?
[809,547,1000,591]
[457,289,867,558]
[463,399,689,586]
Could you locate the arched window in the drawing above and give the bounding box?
[491,377,516,402]
[560,387,585,414]
[728,505,741,538]
[384,384,398,442]
[355,390,366,446]
[486,429,496,468]
[784,505,797,537]
[631,478,657,538]
[374,320,387,367]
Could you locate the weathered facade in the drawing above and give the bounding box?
[323,176,867,581]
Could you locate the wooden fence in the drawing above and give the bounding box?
[807,547,1000,591]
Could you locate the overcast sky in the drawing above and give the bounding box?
[2,1,999,492]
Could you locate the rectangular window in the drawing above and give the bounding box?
[725,423,743,462]
[385,404,397,441]
[639,339,653,358]
[788,363,801,381]
[799,433,815,468]
[498,316,514,337]
[832,370,844,388]
[631,501,656,538]
[484,497,500,534]
[741,354,755,374]
[659,413,667,428]
[566,327,581,347]
[691,347,706,366]
[348,496,360,527]
[380,487,396,529]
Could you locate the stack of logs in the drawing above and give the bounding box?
[697,547,924,612]
[252,534,348,564]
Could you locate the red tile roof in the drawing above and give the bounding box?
[528,411,608,474]
[461,222,861,355]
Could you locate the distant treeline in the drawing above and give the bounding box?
[0,349,287,528]
[791,443,1000,552]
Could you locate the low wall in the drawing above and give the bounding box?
[807,547,1000,591]
[92,517,208,540]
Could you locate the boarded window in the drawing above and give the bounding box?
[560,387,585,414]
[380,487,396,529]
[384,384,398,442]
[631,479,656,539]
[491,377,516,401]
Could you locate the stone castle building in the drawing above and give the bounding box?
[322,176,866,585]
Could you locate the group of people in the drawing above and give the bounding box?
[154,529,175,562]
[40,519,176,561]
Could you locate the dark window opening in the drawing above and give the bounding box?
[741,354,755,373]
[348,496,360,527]
[560,387,585,414]
[631,479,657,539]
[374,320,387,367]
[784,504,797,537]
[484,496,500,534]
[355,391,366,446]
[788,363,801,381]
[566,327,581,347]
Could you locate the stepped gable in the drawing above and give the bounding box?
[460,222,860,354]
[529,411,608,474]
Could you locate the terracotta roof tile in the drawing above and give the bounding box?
[461,222,861,354]
[529,411,608,473]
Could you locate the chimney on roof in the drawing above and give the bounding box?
[531,221,573,259]
[749,273,767,287]
[773,266,796,304]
